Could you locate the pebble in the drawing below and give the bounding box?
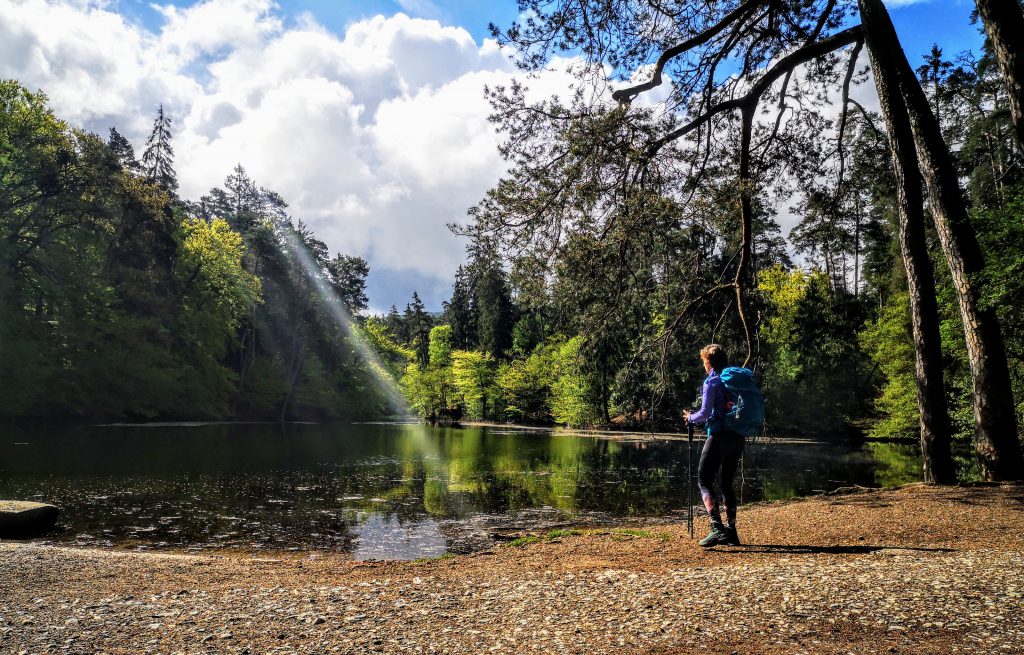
[3,485,1023,654]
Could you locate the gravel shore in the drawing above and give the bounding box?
[2,484,1022,654]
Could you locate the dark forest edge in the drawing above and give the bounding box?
[1,81,391,423]
[0,4,1022,480]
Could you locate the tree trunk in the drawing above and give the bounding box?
[860,0,1024,481]
[735,105,756,369]
[975,0,1024,147]
[860,12,955,482]
[854,194,861,298]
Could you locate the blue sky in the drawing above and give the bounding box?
[119,0,521,44]
[119,0,985,72]
[0,1,986,313]
[111,0,989,106]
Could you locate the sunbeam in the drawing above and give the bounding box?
[280,228,412,418]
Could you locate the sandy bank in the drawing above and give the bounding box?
[2,484,1022,654]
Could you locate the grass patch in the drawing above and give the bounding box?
[546,529,582,539]
[410,552,456,564]
[505,535,541,548]
[613,528,653,538]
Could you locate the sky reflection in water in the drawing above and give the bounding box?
[0,423,922,559]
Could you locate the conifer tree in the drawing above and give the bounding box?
[326,254,369,314]
[385,305,402,338]
[467,241,513,357]
[107,128,140,175]
[443,265,477,349]
[141,104,177,193]
[403,292,432,366]
[224,164,261,232]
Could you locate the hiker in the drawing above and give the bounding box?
[683,343,744,547]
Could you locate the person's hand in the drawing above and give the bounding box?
[682,409,690,422]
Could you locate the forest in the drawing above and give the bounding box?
[385,0,1024,484]
[0,82,394,422]
[2,0,1023,483]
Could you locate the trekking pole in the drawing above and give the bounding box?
[687,420,694,539]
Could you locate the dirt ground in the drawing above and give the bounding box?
[2,483,1022,654]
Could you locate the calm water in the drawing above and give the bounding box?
[0,422,923,559]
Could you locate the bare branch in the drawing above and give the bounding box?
[611,0,767,105]
[648,25,864,156]
[835,38,866,198]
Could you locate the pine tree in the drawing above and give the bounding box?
[404,292,432,366]
[108,128,140,175]
[326,254,369,314]
[223,164,261,233]
[385,305,402,338]
[443,265,477,349]
[468,244,514,358]
[141,104,177,193]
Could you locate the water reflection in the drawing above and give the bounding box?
[0,423,927,558]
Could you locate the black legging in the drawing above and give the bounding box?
[697,430,744,524]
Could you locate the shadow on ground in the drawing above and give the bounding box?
[720,543,956,554]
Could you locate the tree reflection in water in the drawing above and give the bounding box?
[0,423,930,558]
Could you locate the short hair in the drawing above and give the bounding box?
[700,343,728,371]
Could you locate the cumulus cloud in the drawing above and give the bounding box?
[0,0,576,310]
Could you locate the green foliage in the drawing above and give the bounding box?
[428,325,453,368]
[178,217,261,327]
[399,328,458,421]
[758,266,811,387]
[451,350,496,419]
[511,312,545,356]
[860,294,919,439]
[975,186,1024,430]
[495,340,559,423]
[550,336,597,427]
[0,80,392,422]
[398,331,599,427]
[758,266,867,433]
[361,316,414,379]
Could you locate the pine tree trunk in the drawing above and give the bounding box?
[860,14,954,483]
[735,105,756,369]
[860,0,1024,481]
[975,0,1024,147]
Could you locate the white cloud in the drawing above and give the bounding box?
[0,0,580,308]
[154,0,282,65]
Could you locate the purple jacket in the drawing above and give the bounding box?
[688,370,729,434]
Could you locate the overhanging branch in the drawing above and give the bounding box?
[647,25,864,156]
[611,0,767,105]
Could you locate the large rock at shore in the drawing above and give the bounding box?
[0,501,59,538]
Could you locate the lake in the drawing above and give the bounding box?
[0,422,924,559]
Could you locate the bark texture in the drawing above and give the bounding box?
[860,9,954,483]
[975,0,1024,147]
[860,0,1024,481]
[736,105,756,369]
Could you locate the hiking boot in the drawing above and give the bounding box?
[723,524,741,546]
[699,520,728,547]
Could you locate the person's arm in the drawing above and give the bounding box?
[686,378,720,424]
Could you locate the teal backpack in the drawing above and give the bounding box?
[718,367,765,437]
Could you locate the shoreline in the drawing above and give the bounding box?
[3,483,1022,654]
[8,417,910,447]
[459,420,850,445]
